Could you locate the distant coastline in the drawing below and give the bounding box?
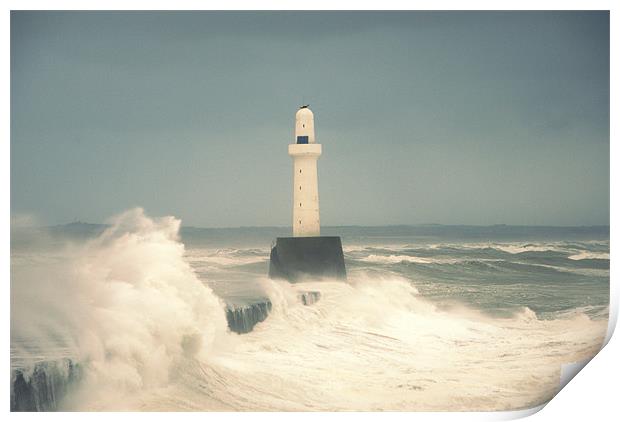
[13,221,612,232]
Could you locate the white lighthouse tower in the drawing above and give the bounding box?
[288,105,321,237]
[268,105,346,281]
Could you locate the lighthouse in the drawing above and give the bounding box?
[289,105,321,237]
[268,105,347,282]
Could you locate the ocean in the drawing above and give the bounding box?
[10,209,610,411]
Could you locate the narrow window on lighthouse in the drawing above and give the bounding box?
[299,169,302,174]
[299,220,302,225]
[300,203,302,207]
[299,185,302,190]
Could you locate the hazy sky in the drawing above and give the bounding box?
[11,11,609,227]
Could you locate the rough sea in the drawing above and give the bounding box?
[10,209,610,411]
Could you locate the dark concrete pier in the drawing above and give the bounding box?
[268,236,347,282]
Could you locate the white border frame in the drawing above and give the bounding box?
[3,2,616,420]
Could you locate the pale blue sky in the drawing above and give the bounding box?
[11,11,609,227]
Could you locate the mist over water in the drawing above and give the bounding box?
[11,209,609,411]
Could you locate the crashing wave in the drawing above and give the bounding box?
[568,251,609,261]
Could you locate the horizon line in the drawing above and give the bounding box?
[38,221,611,230]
